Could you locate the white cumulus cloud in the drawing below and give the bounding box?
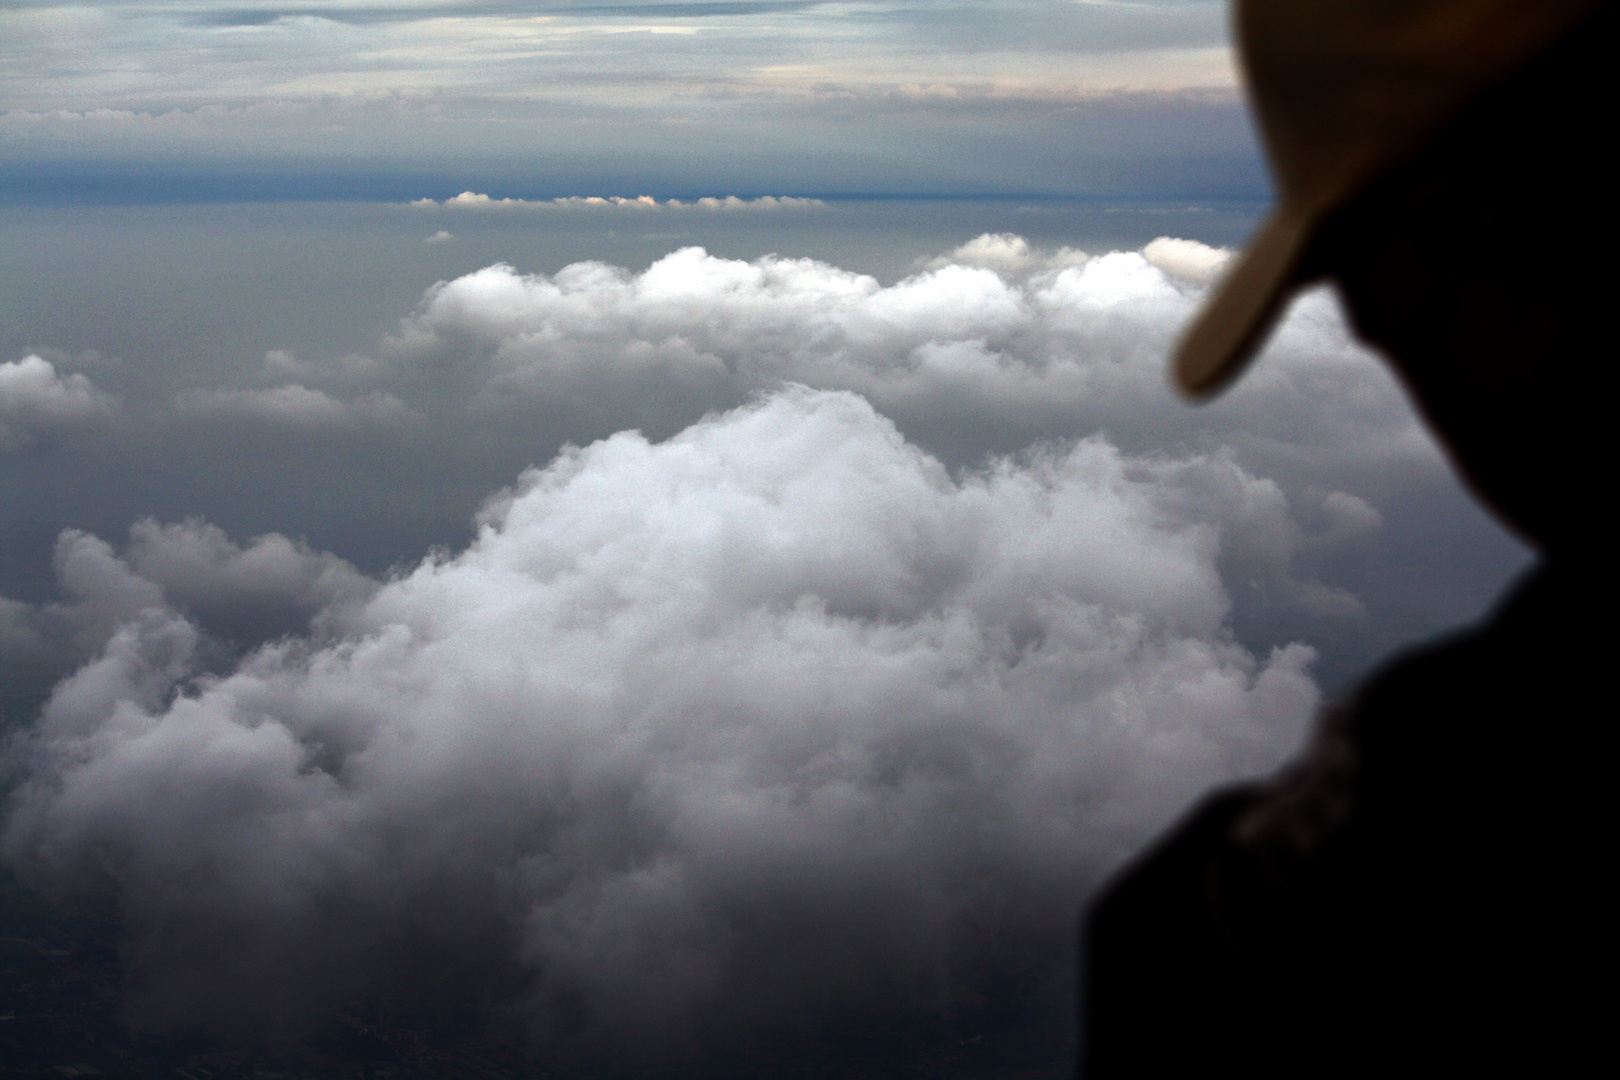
[3,387,1319,1052]
[1142,235,1233,284]
[0,354,118,451]
[381,236,1433,480]
[921,232,1090,279]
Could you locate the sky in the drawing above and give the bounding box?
[2,0,1259,200]
[0,2,1532,1073]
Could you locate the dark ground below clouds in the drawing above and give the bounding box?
[0,871,1073,1080]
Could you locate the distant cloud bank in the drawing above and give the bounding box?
[411,192,826,211]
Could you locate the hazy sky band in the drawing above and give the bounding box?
[0,1,1264,200]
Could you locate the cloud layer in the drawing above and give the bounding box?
[4,387,1317,1053]
[1,227,1527,1065]
[0,3,1256,199]
[1,233,1459,702]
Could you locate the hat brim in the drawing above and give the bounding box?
[1172,204,1318,399]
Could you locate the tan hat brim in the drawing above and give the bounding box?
[1172,204,1318,399]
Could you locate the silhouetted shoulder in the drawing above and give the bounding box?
[1083,568,1608,1076]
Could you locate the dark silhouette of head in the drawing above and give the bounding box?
[1173,0,1612,558]
[1305,9,1612,555]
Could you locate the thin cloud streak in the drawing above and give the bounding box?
[0,2,1234,111]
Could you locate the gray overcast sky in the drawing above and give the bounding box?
[0,0,1262,198]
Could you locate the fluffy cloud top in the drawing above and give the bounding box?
[0,354,118,451]
[922,232,1090,278]
[1,235,1423,689]
[6,236,1422,490]
[385,236,1433,482]
[4,388,1317,1052]
[1142,235,1233,284]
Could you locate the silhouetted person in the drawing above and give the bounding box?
[1083,1,1613,1075]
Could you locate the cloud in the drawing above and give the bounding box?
[3,387,1319,1054]
[120,518,379,641]
[2,521,377,681]
[382,236,1433,482]
[5,233,1445,726]
[1,3,1259,202]
[1142,234,1232,284]
[413,192,826,210]
[175,384,412,426]
[1,595,53,670]
[1,3,1234,122]
[0,354,118,451]
[920,231,1089,278]
[262,348,383,382]
[424,229,454,244]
